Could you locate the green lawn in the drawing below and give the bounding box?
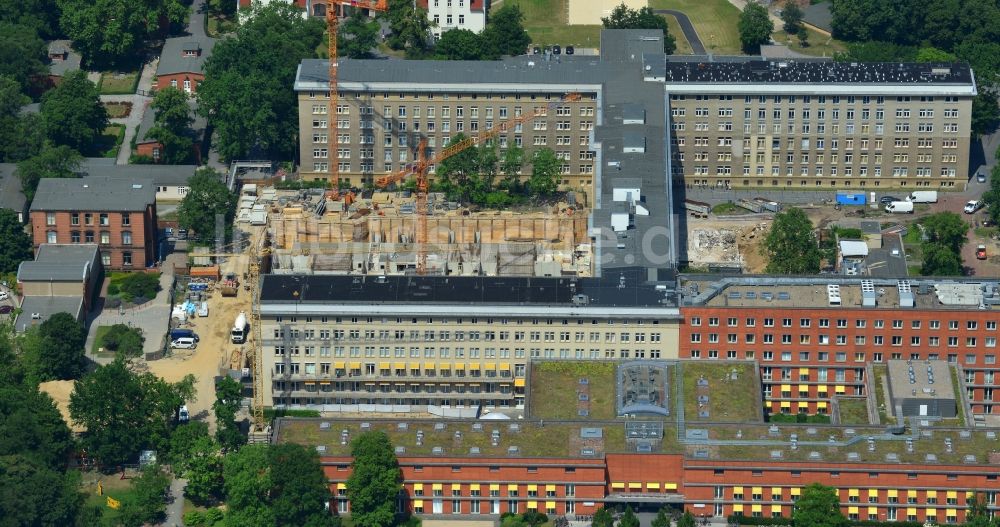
[772,25,847,58]
[80,472,139,527]
[837,398,870,425]
[94,124,126,158]
[98,71,139,95]
[206,15,237,38]
[662,13,693,55]
[529,361,618,420]
[648,0,743,55]
[91,325,116,356]
[712,202,750,215]
[103,102,132,119]
[497,0,601,48]
[683,361,760,422]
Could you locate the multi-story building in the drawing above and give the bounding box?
[29,177,157,270]
[417,0,488,38]
[295,31,976,192]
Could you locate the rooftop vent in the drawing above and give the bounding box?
[898,280,914,307]
[827,284,842,306]
[861,280,877,307]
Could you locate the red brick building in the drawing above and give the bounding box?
[155,36,215,94]
[29,177,158,270]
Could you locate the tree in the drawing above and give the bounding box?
[214,376,246,451]
[384,0,432,58]
[922,211,968,252]
[167,423,224,506]
[601,3,676,54]
[177,167,238,244]
[223,445,275,527]
[499,145,524,190]
[921,242,963,276]
[0,209,31,275]
[619,505,640,527]
[528,148,559,196]
[15,144,83,203]
[70,358,195,467]
[780,2,803,34]
[118,270,160,301]
[436,29,489,60]
[983,161,1000,225]
[118,465,170,527]
[56,0,187,67]
[0,381,76,469]
[198,2,324,161]
[40,70,108,152]
[269,444,336,527]
[482,4,532,57]
[915,46,957,62]
[592,507,614,527]
[99,324,145,358]
[0,22,47,92]
[675,510,696,527]
[971,88,1000,137]
[338,11,379,59]
[764,207,820,274]
[21,312,88,381]
[738,2,773,55]
[0,455,83,527]
[792,483,848,527]
[964,492,993,527]
[147,87,194,164]
[346,431,401,527]
[0,0,63,39]
[797,26,809,47]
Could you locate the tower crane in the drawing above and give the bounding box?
[374,93,583,274]
[327,0,389,186]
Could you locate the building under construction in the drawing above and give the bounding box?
[264,189,592,276]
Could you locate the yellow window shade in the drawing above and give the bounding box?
[665,483,678,490]
[926,491,937,499]
[887,490,898,498]
[848,506,859,514]
[780,384,791,391]
[907,508,917,516]
[469,364,481,371]
[771,505,782,513]
[818,384,828,393]
[394,362,406,370]
[947,491,957,499]
[771,487,782,494]
[470,484,480,491]
[781,401,791,408]
[751,504,762,513]
[451,484,461,491]
[967,492,976,500]
[733,487,744,494]
[545,501,556,509]
[612,482,625,490]
[791,488,801,496]
[628,482,642,489]
[514,378,526,387]
[507,484,518,492]
[454,363,466,371]
[334,361,346,369]
[500,363,511,370]
[946,509,957,516]
[337,483,346,490]
[303,381,315,385]
[848,489,860,497]
[320,380,331,385]
[908,490,918,498]
[799,367,810,375]
[545,484,556,492]
[349,362,361,369]
[817,401,828,409]
[835,385,846,393]
[647,482,661,490]
[732,504,744,513]
[868,507,878,515]
[751,487,762,494]
[927,508,937,515]
[798,384,808,392]
[423,362,435,370]
[439,363,452,370]
[379,362,390,370]
[868,489,879,498]
[527,501,537,509]
[432,484,442,491]
[413,484,424,492]
[527,485,538,492]
[485,363,497,370]
[413,499,423,508]
[490,484,500,491]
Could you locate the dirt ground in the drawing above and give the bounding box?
[686,215,771,273]
[39,379,84,433]
[568,0,645,25]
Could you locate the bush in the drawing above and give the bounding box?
[107,283,120,296]
[130,295,149,306]
[203,508,224,525]
[183,510,205,526]
[727,516,792,526]
[101,324,144,357]
[104,297,122,309]
[119,272,160,300]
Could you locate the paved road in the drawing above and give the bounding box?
[654,10,706,55]
[161,478,187,527]
[187,0,208,38]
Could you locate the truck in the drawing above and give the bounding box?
[906,190,939,203]
[220,273,239,297]
[885,201,914,214]
[169,328,199,342]
[231,311,249,344]
[835,191,867,206]
[683,199,711,217]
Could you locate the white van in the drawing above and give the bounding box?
[197,301,209,317]
[171,337,197,349]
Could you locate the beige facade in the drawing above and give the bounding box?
[296,90,600,191]
[259,312,680,409]
[667,93,973,190]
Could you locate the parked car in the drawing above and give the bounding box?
[171,337,197,349]
[532,46,540,54]
[566,45,575,55]
[977,245,988,260]
[965,200,983,214]
[552,45,561,55]
[879,196,900,205]
[978,172,987,183]
[0,306,13,314]
[0,292,7,301]
[178,405,190,422]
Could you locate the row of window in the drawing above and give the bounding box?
[690,332,997,349]
[675,107,959,120]
[310,104,596,119]
[670,94,959,104]
[45,230,134,246]
[45,211,133,227]
[275,327,664,343]
[672,121,960,134]
[676,136,961,150]
[269,345,662,360]
[691,316,996,331]
[687,165,958,178]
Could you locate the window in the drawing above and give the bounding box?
[46,212,56,226]
[47,230,57,243]
[100,231,110,244]
[122,252,133,266]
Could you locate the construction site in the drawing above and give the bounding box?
[261,189,593,277]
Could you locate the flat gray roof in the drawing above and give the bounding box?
[31,176,156,212]
[14,296,84,331]
[886,359,955,403]
[134,99,208,147]
[79,158,199,187]
[0,164,25,215]
[156,36,216,76]
[18,244,99,282]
